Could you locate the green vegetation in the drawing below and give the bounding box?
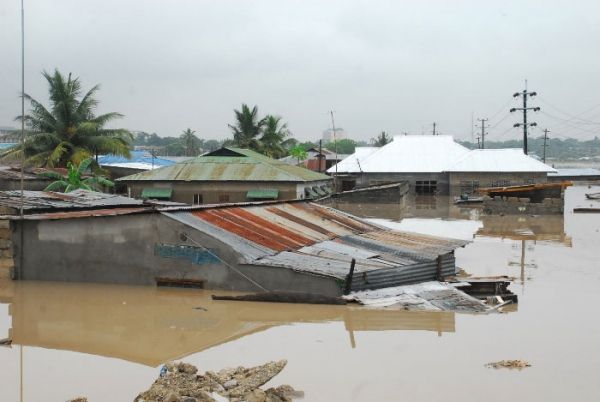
[371,131,391,147]
[229,104,266,150]
[289,145,308,163]
[41,157,114,192]
[325,139,358,154]
[459,136,600,161]
[3,69,132,167]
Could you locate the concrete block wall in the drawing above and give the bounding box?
[0,220,14,279]
[483,196,564,215]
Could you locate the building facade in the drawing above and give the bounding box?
[118,147,333,204]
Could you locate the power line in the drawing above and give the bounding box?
[537,96,600,125]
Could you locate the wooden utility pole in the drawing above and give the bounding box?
[432,122,437,136]
[330,110,338,191]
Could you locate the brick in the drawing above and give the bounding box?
[0,220,10,229]
[0,229,11,240]
[0,239,11,249]
[0,258,14,269]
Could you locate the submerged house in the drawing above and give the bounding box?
[329,135,556,196]
[118,147,333,204]
[1,191,469,295]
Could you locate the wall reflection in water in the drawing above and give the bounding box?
[0,280,455,367]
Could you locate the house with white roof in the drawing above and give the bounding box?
[328,135,556,195]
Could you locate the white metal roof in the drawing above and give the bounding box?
[327,147,379,173]
[447,149,557,173]
[328,136,470,173]
[329,136,556,174]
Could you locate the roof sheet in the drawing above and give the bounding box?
[328,147,379,173]
[447,149,556,172]
[329,136,470,173]
[548,168,600,177]
[118,147,332,183]
[164,201,470,280]
[98,150,175,169]
[0,189,144,212]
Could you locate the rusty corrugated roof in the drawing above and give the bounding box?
[117,147,332,183]
[164,201,471,281]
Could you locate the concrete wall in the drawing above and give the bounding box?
[0,220,14,279]
[482,196,564,215]
[449,172,548,197]
[123,180,331,204]
[341,173,449,195]
[11,213,342,294]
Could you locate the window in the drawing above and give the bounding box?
[415,180,437,194]
[218,194,230,203]
[193,194,203,205]
[491,180,511,188]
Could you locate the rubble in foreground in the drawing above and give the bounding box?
[134,360,302,402]
[485,360,531,370]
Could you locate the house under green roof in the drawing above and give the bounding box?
[117,147,331,183]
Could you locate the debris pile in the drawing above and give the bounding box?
[485,360,531,370]
[135,360,301,402]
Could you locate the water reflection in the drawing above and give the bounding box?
[0,280,455,367]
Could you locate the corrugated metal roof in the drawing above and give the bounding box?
[548,168,600,177]
[163,201,470,283]
[98,150,175,170]
[447,149,556,172]
[117,147,332,183]
[0,189,144,212]
[329,136,470,173]
[329,136,556,174]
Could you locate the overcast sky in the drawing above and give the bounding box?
[1,0,600,142]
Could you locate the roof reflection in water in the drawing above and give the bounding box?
[0,280,454,367]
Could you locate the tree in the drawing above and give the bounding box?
[40,157,114,193]
[180,128,202,157]
[260,115,290,158]
[2,69,132,167]
[228,104,266,150]
[371,131,392,147]
[325,139,357,154]
[289,145,308,164]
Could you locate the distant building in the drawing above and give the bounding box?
[279,147,349,172]
[328,135,556,195]
[118,147,333,204]
[322,128,347,143]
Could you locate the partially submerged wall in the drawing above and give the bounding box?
[482,196,564,215]
[11,213,341,294]
[0,220,13,279]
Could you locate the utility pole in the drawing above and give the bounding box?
[476,118,488,149]
[432,122,437,136]
[318,139,323,173]
[476,136,481,149]
[510,86,540,155]
[542,129,549,163]
[330,110,338,191]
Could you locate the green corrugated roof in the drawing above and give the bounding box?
[117,147,332,183]
[141,188,173,199]
[246,189,279,199]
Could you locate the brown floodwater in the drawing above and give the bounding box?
[1,184,599,401]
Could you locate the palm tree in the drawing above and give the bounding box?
[40,157,114,193]
[289,145,308,164]
[260,115,290,158]
[180,128,202,157]
[228,104,266,150]
[371,131,392,147]
[2,69,132,168]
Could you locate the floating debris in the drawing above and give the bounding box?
[134,360,301,402]
[68,398,88,402]
[485,360,531,370]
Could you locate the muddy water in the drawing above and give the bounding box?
[1,185,599,401]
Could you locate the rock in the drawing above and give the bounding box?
[223,379,238,389]
[244,389,267,402]
[164,392,181,402]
